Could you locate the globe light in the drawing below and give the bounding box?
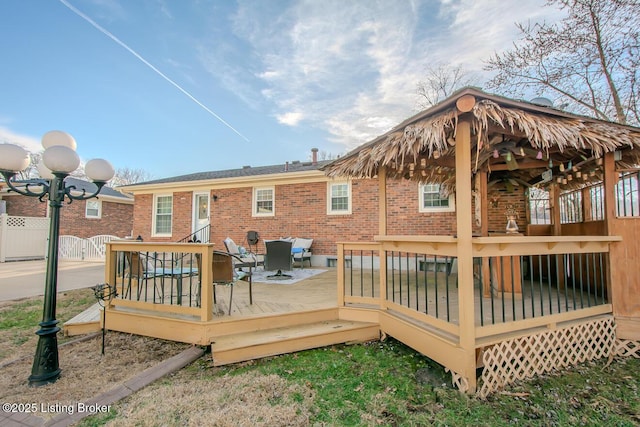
[42,145,80,174]
[0,143,31,172]
[37,158,55,179]
[41,130,77,151]
[0,130,115,387]
[85,158,115,182]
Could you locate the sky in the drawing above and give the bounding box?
[0,0,563,181]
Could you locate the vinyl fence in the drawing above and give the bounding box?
[0,213,49,262]
[58,234,122,261]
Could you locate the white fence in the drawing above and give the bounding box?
[58,235,121,261]
[0,213,49,262]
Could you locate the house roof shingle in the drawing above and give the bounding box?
[127,159,333,187]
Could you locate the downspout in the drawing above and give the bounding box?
[378,166,387,236]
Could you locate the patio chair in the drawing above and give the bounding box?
[200,250,253,315]
[292,238,313,268]
[223,237,265,269]
[246,230,260,254]
[264,239,293,279]
[123,251,164,302]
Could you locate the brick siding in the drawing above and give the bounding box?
[132,178,527,255]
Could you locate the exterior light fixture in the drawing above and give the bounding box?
[0,131,114,386]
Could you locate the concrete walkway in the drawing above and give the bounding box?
[0,260,105,302]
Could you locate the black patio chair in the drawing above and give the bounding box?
[264,240,293,280]
[246,230,260,254]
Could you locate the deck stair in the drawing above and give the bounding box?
[64,302,101,336]
[211,319,380,366]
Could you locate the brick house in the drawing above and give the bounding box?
[121,149,524,264]
[1,176,134,238]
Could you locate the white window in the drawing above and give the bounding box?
[419,183,455,212]
[153,195,173,236]
[253,187,274,216]
[85,200,101,218]
[328,182,351,214]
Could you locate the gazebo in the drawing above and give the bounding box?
[323,87,640,394]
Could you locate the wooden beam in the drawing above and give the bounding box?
[490,160,550,171]
[479,171,489,236]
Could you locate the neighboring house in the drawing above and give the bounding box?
[122,149,505,262]
[0,176,134,238]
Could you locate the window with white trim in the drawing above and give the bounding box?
[85,200,101,218]
[419,183,455,212]
[253,187,274,216]
[153,195,173,236]
[328,182,351,214]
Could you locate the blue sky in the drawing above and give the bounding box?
[0,0,562,180]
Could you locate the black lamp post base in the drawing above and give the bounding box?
[28,323,61,387]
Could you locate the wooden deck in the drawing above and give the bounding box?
[65,267,339,331]
[64,268,381,366]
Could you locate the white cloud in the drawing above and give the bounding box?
[206,0,565,150]
[0,126,42,153]
[277,111,304,126]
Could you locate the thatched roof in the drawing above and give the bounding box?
[323,88,640,194]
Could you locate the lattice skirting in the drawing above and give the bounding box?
[477,317,616,398]
[615,338,640,359]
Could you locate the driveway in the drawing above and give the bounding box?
[0,259,105,302]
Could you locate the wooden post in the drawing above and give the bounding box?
[601,152,640,339]
[603,152,618,303]
[479,171,491,297]
[378,167,388,311]
[200,245,213,322]
[455,118,477,393]
[105,242,117,309]
[337,243,345,307]
[550,184,564,289]
[378,166,387,236]
[550,184,561,236]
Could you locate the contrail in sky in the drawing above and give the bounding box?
[59,0,250,142]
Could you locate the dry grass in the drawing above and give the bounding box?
[108,370,314,426]
[0,332,191,421]
[0,289,192,422]
[1,289,314,426]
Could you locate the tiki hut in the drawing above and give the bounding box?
[323,87,640,394]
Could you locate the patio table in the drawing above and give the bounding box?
[152,267,198,305]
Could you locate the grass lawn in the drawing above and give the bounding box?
[2,288,638,426]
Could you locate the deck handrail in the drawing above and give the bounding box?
[105,242,215,321]
[337,235,620,346]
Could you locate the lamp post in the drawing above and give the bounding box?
[0,131,114,386]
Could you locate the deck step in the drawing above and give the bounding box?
[63,302,102,336]
[211,319,380,366]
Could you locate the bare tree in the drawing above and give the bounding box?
[485,0,640,125]
[313,150,339,161]
[109,167,154,186]
[16,152,43,179]
[416,63,478,109]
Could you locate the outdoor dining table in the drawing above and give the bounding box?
[152,266,198,305]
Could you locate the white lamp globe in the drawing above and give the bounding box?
[0,143,31,172]
[37,159,55,179]
[85,158,115,182]
[41,130,77,151]
[42,145,80,174]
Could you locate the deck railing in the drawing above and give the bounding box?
[105,241,215,321]
[338,235,620,341]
